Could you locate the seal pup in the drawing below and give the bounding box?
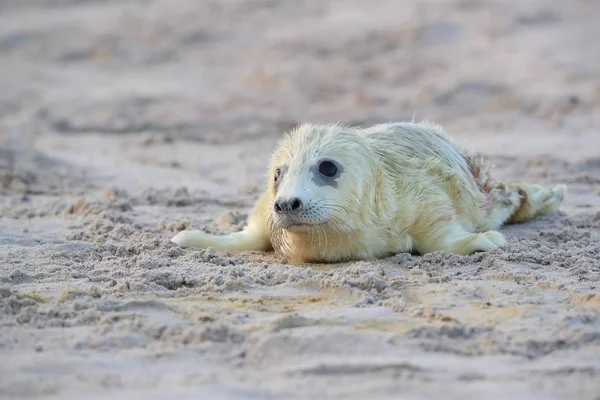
[172,122,565,263]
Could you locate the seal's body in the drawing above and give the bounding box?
[172,122,565,263]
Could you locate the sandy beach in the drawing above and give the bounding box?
[1,0,600,399]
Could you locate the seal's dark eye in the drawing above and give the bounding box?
[274,168,281,183]
[318,161,338,177]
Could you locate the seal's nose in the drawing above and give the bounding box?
[274,197,303,214]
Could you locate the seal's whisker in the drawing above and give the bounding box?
[330,216,354,235]
[317,200,351,215]
[319,224,328,260]
[329,221,353,243]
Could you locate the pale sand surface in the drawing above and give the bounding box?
[1,1,600,399]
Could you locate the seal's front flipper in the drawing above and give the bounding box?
[171,225,271,252]
[171,191,273,253]
[413,220,506,256]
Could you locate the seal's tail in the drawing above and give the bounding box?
[171,226,271,252]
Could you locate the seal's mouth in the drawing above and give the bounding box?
[273,216,328,232]
[283,222,314,232]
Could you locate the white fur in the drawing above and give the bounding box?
[172,122,566,263]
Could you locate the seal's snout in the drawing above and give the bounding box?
[274,197,303,214]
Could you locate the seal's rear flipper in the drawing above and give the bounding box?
[171,226,272,252]
[505,183,566,224]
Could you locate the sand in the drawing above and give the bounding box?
[1,0,600,399]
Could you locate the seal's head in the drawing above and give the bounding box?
[266,123,388,260]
